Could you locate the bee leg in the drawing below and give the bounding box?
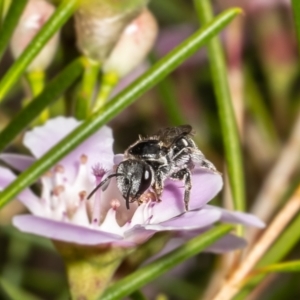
[171,168,192,211]
[153,170,164,202]
[171,147,191,167]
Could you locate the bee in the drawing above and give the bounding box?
[87,125,217,211]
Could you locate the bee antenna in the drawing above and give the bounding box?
[87,173,123,200]
[125,184,132,210]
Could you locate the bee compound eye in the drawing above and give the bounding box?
[138,166,152,195]
[144,169,150,181]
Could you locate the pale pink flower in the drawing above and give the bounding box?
[0,117,264,251]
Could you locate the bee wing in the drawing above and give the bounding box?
[156,125,193,147]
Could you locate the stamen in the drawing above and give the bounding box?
[99,208,123,236]
[54,166,65,186]
[54,165,64,173]
[79,190,87,201]
[91,174,103,227]
[71,195,89,226]
[73,155,91,191]
[52,185,65,196]
[41,176,52,205]
[43,171,53,177]
[92,163,107,179]
[80,154,88,164]
[111,199,120,210]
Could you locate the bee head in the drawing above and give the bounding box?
[116,159,153,209]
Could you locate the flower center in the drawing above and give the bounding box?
[39,154,154,234]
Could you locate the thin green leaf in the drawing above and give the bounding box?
[194,1,245,215]
[0,8,242,208]
[101,224,233,300]
[0,0,4,28]
[253,261,300,275]
[75,58,100,120]
[0,278,40,300]
[156,75,186,125]
[25,71,49,126]
[149,52,185,125]
[0,58,84,152]
[129,290,147,300]
[1,226,54,252]
[0,0,27,61]
[93,71,119,112]
[0,0,79,102]
[244,67,279,146]
[234,213,300,300]
[291,0,300,57]
[22,268,67,294]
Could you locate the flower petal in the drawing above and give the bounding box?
[204,234,246,253]
[0,166,42,215]
[114,154,124,165]
[13,215,123,245]
[23,117,115,182]
[0,154,35,171]
[150,168,223,224]
[177,226,247,253]
[124,225,157,244]
[205,205,265,228]
[146,208,221,231]
[144,232,246,264]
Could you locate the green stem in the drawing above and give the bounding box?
[129,290,147,300]
[75,57,100,120]
[194,1,245,217]
[244,67,279,146]
[0,0,79,103]
[0,58,84,152]
[0,278,40,300]
[54,242,128,300]
[0,0,4,28]
[0,8,242,209]
[291,0,300,58]
[150,53,186,125]
[101,225,233,300]
[1,226,54,252]
[156,75,186,125]
[0,0,27,61]
[25,70,49,125]
[2,238,31,286]
[234,214,300,299]
[93,71,119,112]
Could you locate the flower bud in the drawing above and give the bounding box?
[74,0,149,62]
[10,0,60,72]
[103,9,158,78]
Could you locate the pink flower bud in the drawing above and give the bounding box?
[75,10,139,62]
[74,0,149,62]
[103,9,158,78]
[10,0,60,72]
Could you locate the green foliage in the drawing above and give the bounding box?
[2,1,300,299]
[0,7,241,209]
[194,0,245,215]
[101,225,233,300]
